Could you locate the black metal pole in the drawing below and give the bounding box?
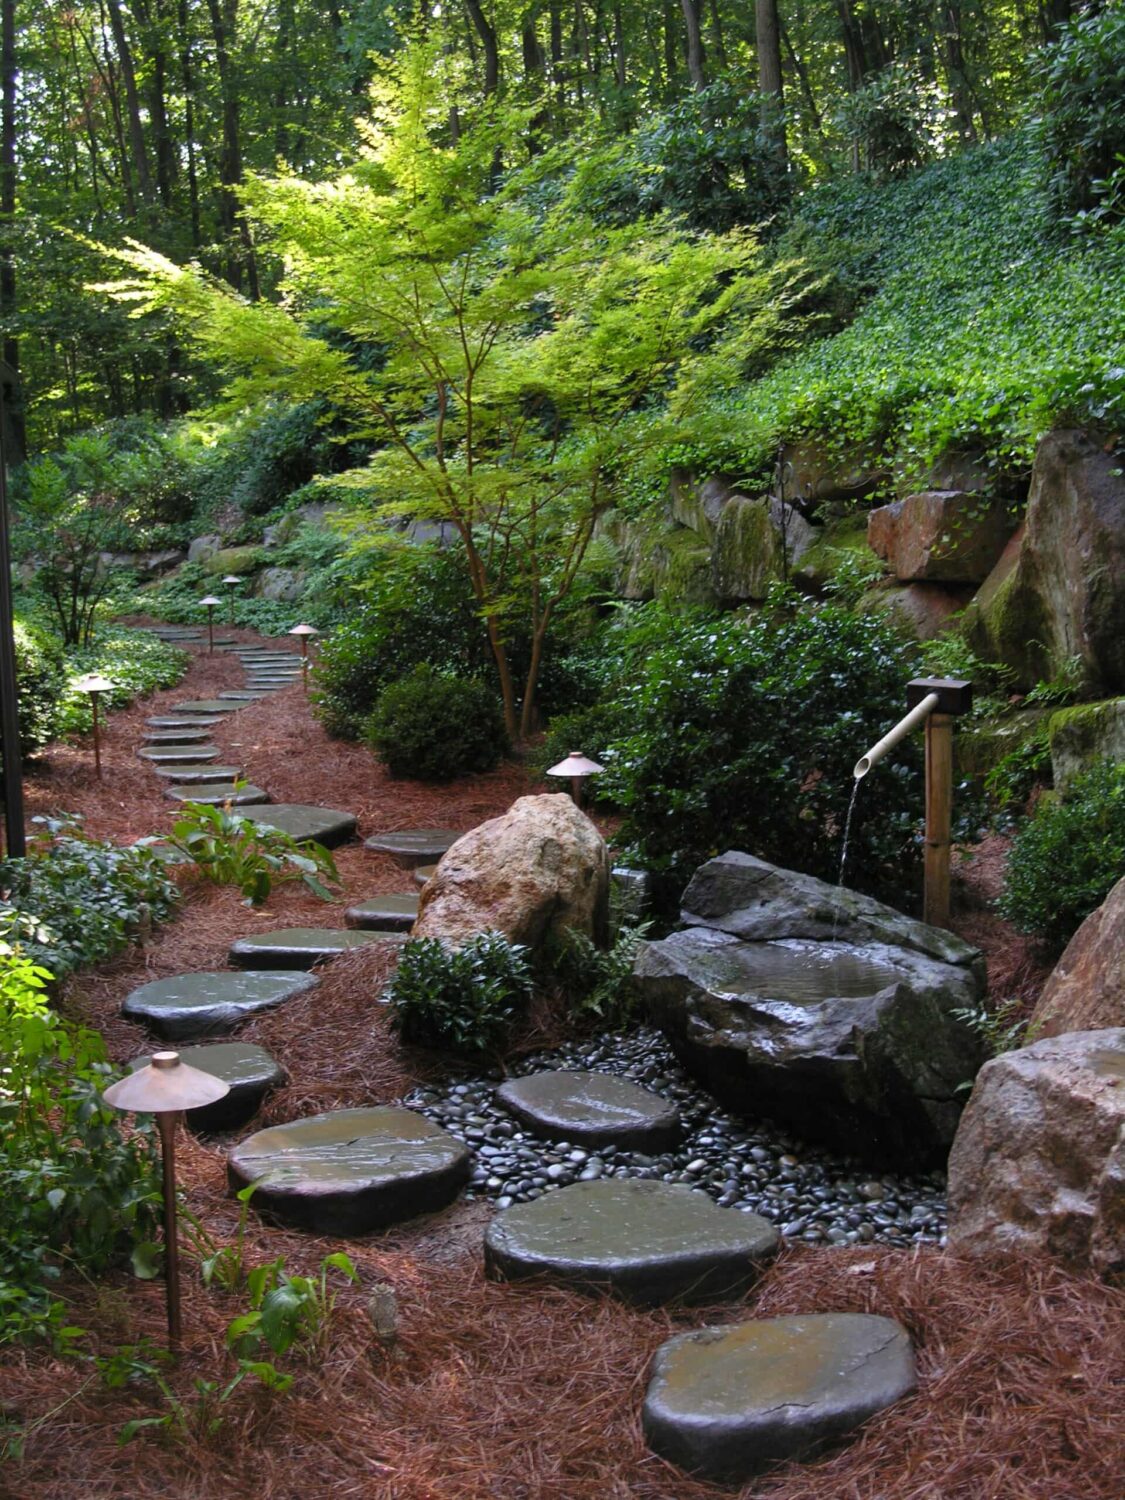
[0,358,25,857]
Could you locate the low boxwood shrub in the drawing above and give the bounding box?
[998,758,1125,950]
[388,932,533,1054]
[365,665,507,781]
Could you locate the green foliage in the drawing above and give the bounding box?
[821,547,886,606]
[226,1251,358,1362]
[833,61,951,177]
[983,727,1053,810]
[1025,655,1086,707]
[529,700,633,796]
[951,997,1041,1066]
[365,666,508,782]
[10,620,66,758]
[57,630,189,735]
[162,802,340,906]
[389,933,534,1055]
[1035,5,1125,232]
[549,923,651,1028]
[108,1342,293,1448]
[999,758,1125,949]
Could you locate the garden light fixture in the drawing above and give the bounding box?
[547,750,605,807]
[199,595,223,652]
[288,623,318,693]
[73,671,114,778]
[221,574,241,625]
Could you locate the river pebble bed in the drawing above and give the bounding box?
[404,1026,948,1248]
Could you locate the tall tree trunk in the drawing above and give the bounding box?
[178,0,200,246]
[706,0,727,70]
[941,2,977,143]
[1,0,24,463]
[680,0,705,88]
[1038,0,1072,41]
[206,0,259,298]
[105,0,153,205]
[132,0,176,207]
[612,2,626,88]
[274,0,294,160]
[93,0,137,217]
[755,0,787,168]
[780,15,824,139]
[464,0,499,95]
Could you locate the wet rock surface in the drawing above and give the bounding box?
[137,744,220,764]
[122,969,318,1039]
[346,893,420,930]
[364,829,462,867]
[130,1041,286,1131]
[229,927,405,969]
[152,762,244,782]
[164,781,270,805]
[239,804,358,848]
[496,1070,681,1151]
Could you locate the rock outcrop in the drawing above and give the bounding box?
[1030,877,1125,1039]
[1047,698,1125,791]
[867,491,1013,583]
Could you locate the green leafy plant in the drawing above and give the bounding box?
[984,727,1053,810]
[951,997,1041,1067]
[8,619,66,759]
[365,665,508,782]
[104,1340,293,1447]
[226,1251,358,1362]
[1025,655,1085,707]
[389,933,534,1055]
[56,630,188,736]
[549,922,651,1028]
[1035,5,1125,232]
[163,801,340,905]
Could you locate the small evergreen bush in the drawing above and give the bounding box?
[365,665,507,781]
[11,620,65,758]
[1035,5,1125,232]
[388,933,533,1054]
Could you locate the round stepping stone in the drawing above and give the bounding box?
[496,1071,681,1151]
[138,744,220,764]
[122,970,318,1040]
[364,829,461,869]
[229,927,406,970]
[239,804,357,849]
[345,893,419,931]
[152,763,244,782]
[485,1179,779,1305]
[165,782,270,806]
[172,699,242,715]
[147,716,224,729]
[414,864,437,887]
[642,1313,917,1483]
[227,1106,472,1235]
[130,1042,286,1131]
[219,691,267,701]
[143,728,213,745]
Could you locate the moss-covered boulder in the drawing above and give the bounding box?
[858,581,973,641]
[711,496,814,602]
[603,513,716,604]
[1048,699,1125,792]
[202,545,263,577]
[790,512,873,593]
[668,471,739,541]
[955,708,1051,778]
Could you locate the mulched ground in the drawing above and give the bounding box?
[1,631,1120,1500]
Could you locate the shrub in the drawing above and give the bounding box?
[365,665,507,781]
[162,800,341,906]
[1035,5,1125,232]
[388,932,533,1054]
[57,630,188,735]
[11,620,65,758]
[998,759,1125,949]
[548,923,650,1029]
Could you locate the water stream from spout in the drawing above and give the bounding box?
[832,776,863,943]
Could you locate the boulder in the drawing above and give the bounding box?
[711,495,815,602]
[947,1029,1125,1277]
[781,437,887,506]
[859,581,974,641]
[256,566,306,602]
[1030,877,1125,1039]
[100,548,185,576]
[1047,698,1125,792]
[867,491,1014,583]
[202,545,261,577]
[893,447,995,498]
[668,471,739,541]
[790,511,874,594]
[601,513,716,604]
[413,793,610,950]
[187,533,222,563]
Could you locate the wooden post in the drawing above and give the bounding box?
[923,711,954,928]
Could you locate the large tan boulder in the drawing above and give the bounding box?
[1031,876,1125,1039]
[867,491,1013,583]
[946,1029,1125,1278]
[412,794,610,951]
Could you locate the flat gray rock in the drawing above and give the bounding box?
[144,728,213,745]
[643,1313,916,1482]
[414,864,437,887]
[137,744,220,764]
[219,691,267,701]
[364,829,461,868]
[172,699,243,714]
[239,804,357,849]
[484,1179,778,1305]
[496,1071,681,1151]
[122,970,318,1040]
[153,763,244,782]
[229,927,405,969]
[130,1041,286,1131]
[227,1106,472,1234]
[147,716,224,729]
[165,782,270,805]
[346,893,420,931]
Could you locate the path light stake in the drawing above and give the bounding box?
[547,750,605,809]
[102,1052,229,1349]
[854,677,973,930]
[200,595,223,653]
[221,574,241,625]
[73,672,114,778]
[288,623,318,694]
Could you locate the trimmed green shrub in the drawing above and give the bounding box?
[388,932,533,1054]
[999,759,1125,950]
[11,620,65,758]
[365,665,507,781]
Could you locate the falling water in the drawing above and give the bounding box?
[832,776,864,943]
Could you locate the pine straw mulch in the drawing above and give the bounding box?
[3,631,1122,1500]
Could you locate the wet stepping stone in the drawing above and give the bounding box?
[485,1179,779,1305]
[173,699,243,714]
[122,970,318,1040]
[414,864,437,887]
[130,1042,286,1132]
[152,762,244,782]
[345,893,419,931]
[642,1313,916,1483]
[138,744,220,764]
[229,927,404,969]
[227,1107,472,1234]
[147,715,224,730]
[219,691,267,701]
[239,804,357,849]
[151,627,202,640]
[165,782,270,806]
[143,728,214,746]
[364,829,461,868]
[496,1071,681,1152]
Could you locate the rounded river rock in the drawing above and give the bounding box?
[496,1070,681,1151]
[122,969,318,1040]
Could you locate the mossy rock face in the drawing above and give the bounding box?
[1048,698,1125,791]
[602,514,715,604]
[668,471,739,542]
[791,513,873,594]
[202,545,263,577]
[711,497,814,603]
[956,709,1051,778]
[858,581,973,641]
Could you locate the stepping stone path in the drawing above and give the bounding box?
[239,804,357,848]
[144,728,213,745]
[164,782,270,805]
[130,1042,286,1131]
[227,1107,472,1235]
[414,864,437,887]
[229,927,405,969]
[147,716,224,729]
[152,763,244,782]
[642,1313,917,1483]
[138,744,220,764]
[151,627,202,640]
[173,699,242,715]
[122,970,318,1040]
[496,1071,681,1151]
[484,1179,779,1305]
[218,691,268,701]
[364,829,461,868]
[345,893,419,931]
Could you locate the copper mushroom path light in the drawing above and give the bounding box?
[199,595,223,652]
[547,750,605,808]
[221,574,242,625]
[102,1052,229,1348]
[72,671,114,778]
[288,623,318,693]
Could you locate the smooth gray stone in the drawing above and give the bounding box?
[643,1313,917,1482]
[239,804,357,849]
[364,829,461,868]
[165,782,270,805]
[152,763,244,782]
[346,894,420,931]
[122,970,318,1040]
[130,1041,286,1131]
[496,1071,681,1151]
[137,744,220,764]
[229,927,405,969]
[147,716,224,729]
[151,628,202,639]
[414,864,437,887]
[484,1179,779,1305]
[227,1106,472,1234]
[172,699,243,714]
[219,691,268,701]
[143,728,213,745]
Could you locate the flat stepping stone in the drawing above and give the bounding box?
[165,782,270,806]
[239,804,357,849]
[130,1042,286,1132]
[153,763,244,783]
[219,691,267,701]
[364,829,461,868]
[227,1106,472,1235]
[122,970,318,1040]
[172,699,243,714]
[345,893,420,931]
[229,927,405,970]
[496,1071,681,1151]
[151,627,202,640]
[147,716,224,729]
[484,1179,779,1305]
[643,1313,917,1483]
[138,744,220,764]
[143,728,214,745]
[414,864,437,887]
